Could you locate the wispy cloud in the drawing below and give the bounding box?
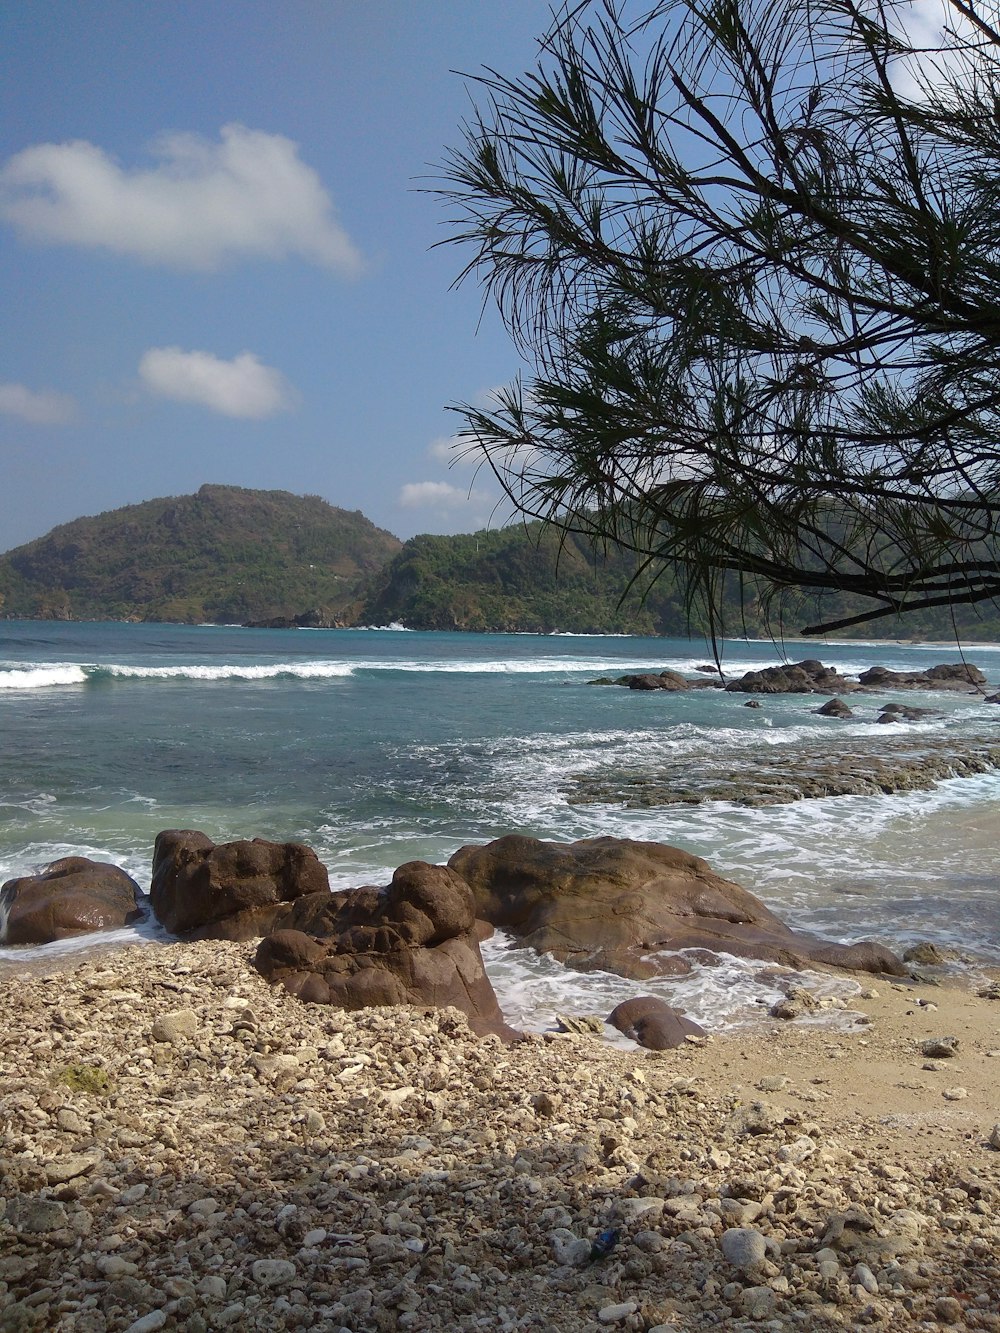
[398,481,478,509]
[0,382,76,424]
[138,347,296,419]
[0,124,364,273]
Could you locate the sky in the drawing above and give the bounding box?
[0,0,556,550]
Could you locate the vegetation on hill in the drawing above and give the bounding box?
[0,485,400,624]
[3,485,999,638]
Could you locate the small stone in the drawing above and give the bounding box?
[97,1256,138,1279]
[198,1276,228,1301]
[721,1227,767,1274]
[943,1086,968,1101]
[302,1228,327,1248]
[934,1296,965,1324]
[988,1124,1000,1150]
[618,1197,663,1221]
[187,1197,220,1217]
[123,1313,167,1333]
[56,1107,89,1135]
[43,1153,100,1185]
[758,1075,789,1092]
[921,1037,959,1058]
[550,1229,591,1266]
[598,1302,638,1323]
[251,1258,297,1288]
[7,1196,68,1234]
[151,1009,199,1043]
[853,1263,879,1294]
[303,1109,325,1133]
[741,1286,776,1320]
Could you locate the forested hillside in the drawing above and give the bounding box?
[3,487,999,638]
[0,485,400,624]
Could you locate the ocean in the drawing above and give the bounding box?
[2,620,997,1032]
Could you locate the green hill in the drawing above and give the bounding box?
[356,523,706,634]
[3,486,1000,638]
[0,485,401,624]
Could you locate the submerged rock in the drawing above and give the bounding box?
[448,834,904,980]
[0,857,144,945]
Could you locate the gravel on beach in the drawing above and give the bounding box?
[2,939,999,1332]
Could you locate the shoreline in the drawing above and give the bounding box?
[2,939,998,1331]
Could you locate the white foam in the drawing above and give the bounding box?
[0,665,88,689]
[101,661,356,681]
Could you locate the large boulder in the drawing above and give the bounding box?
[254,861,516,1041]
[0,858,144,945]
[150,830,330,939]
[448,834,904,980]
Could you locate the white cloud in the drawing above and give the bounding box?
[428,434,466,464]
[0,124,363,273]
[399,481,477,509]
[0,382,76,424]
[891,0,982,98]
[138,347,295,419]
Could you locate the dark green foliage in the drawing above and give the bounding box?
[438,0,1000,636]
[0,485,400,624]
[353,520,1000,638]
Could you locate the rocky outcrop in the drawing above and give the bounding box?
[149,831,330,940]
[607,996,707,1050]
[590,670,716,690]
[726,660,855,694]
[254,861,515,1040]
[448,835,904,980]
[0,857,144,945]
[858,663,986,691]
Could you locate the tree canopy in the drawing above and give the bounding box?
[439,0,1000,636]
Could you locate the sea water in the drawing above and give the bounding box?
[1,621,997,1029]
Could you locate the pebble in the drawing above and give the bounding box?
[741,1285,776,1320]
[942,1086,969,1101]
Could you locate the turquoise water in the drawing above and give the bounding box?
[1,621,997,1023]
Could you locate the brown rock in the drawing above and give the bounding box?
[726,660,855,695]
[254,861,517,1041]
[858,663,986,691]
[448,835,904,980]
[814,697,854,719]
[149,830,329,939]
[0,858,144,945]
[607,997,707,1049]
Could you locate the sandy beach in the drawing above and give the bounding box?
[2,939,998,1332]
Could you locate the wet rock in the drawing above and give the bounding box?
[726,660,855,695]
[0,858,144,945]
[858,663,986,691]
[607,996,707,1050]
[448,834,904,980]
[815,697,854,719]
[150,830,330,939]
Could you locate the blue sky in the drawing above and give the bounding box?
[0,1,553,550]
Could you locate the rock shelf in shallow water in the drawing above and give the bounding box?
[568,737,1000,808]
